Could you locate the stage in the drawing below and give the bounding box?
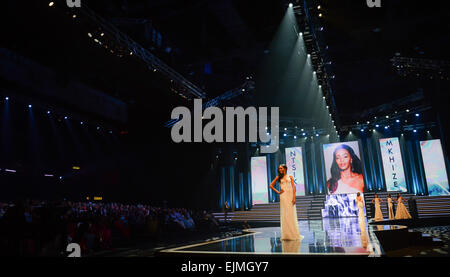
[157,218,394,257]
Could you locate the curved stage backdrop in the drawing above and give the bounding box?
[219,137,449,210]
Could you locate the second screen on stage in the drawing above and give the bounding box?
[285,147,306,196]
[379,137,407,192]
[323,141,365,195]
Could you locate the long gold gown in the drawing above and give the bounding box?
[374,198,384,221]
[387,197,394,220]
[280,175,301,240]
[395,197,412,219]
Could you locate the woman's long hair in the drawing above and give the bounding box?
[277,164,288,182]
[327,144,363,194]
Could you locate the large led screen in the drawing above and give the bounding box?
[251,156,269,205]
[321,193,365,218]
[323,141,365,194]
[420,139,450,196]
[379,137,407,192]
[285,147,306,196]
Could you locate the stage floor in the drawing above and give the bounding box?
[159,218,389,256]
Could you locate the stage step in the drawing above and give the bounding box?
[361,193,450,219]
[213,195,325,222]
[415,195,450,218]
[363,192,415,219]
[213,194,450,222]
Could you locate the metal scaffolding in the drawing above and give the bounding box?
[164,80,255,128]
[64,1,206,99]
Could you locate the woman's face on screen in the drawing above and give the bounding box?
[278,166,286,175]
[335,148,352,171]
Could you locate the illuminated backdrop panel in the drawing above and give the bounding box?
[251,156,269,205]
[285,147,306,196]
[379,137,407,192]
[420,139,450,196]
[323,141,365,195]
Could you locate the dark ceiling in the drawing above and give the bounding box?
[1,0,449,204]
[320,0,450,122]
[68,0,450,125]
[1,0,449,126]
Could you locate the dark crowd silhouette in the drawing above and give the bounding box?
[0,200,222,256]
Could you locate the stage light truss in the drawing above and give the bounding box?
[110,17,150,25]
[250,124,330,147]
[358,90,426,120]
[267,116,330,140]
[164,80,255,128]
[295,0,338,126]
[0,88,118,134]
[340,105,435,132]
[401,122,436,131]
[57,1,206,99]
[343,121,437,132]
[278,126,329,138]
[391,56,450,80]
[292,5,303,15]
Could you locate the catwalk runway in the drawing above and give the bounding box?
[159,218,396,257]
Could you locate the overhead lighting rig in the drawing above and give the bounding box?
[52,0,206,99]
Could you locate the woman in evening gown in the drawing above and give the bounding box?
[326,144,365,195]
[356,192,365,221]
[372,193,384,221]
[395,193,412,219]
[356,193,369,249]
[387,194,395,220]
[270,164,301,241]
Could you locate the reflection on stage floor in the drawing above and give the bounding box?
[159,218,385,256]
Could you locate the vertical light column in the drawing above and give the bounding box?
[250,156,269,205]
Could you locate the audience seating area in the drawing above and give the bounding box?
[0,200,221,256]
